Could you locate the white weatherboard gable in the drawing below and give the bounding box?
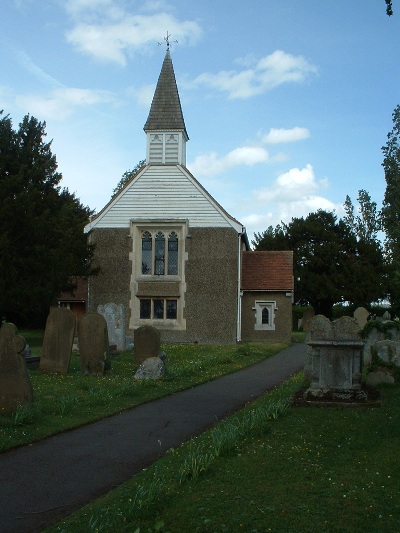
[84,164,243,233]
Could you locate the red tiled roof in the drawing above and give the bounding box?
[58,277,87,302]
[241,251,293,291]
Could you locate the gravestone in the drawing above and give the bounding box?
[0,323,32,412]
[353,306,370,329]
[304,315,365,403]
[40,307,76,374]
[134,325,160,364]
[301,308,315,332]
[363,321,400,365]
[97,303,126,352]
[77,313,110,375]
[134,357,165,380]
[374,339,400,367]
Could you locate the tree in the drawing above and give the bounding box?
[0,111,96,326]
[254,211,356,317]
[343,189,381,243]
[112,159,146,197]
[381,104,400,310]
[254,209,387,317]
[343,189,387,308]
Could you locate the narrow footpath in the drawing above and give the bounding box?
[0,343,305,533]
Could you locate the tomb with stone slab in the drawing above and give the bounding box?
[304,315,367,404]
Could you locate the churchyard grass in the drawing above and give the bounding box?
[0,335,287,452]
[46,376,400,533]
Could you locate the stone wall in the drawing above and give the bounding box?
[241,291,292,343]
[87,228,132,323]
[176,227,239,345]
[87,226,240,345]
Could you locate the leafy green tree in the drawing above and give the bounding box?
[343,189,381,242]
[112,159,146,197]
[254,209,387,317]
[0,111,96,326]
[381,104,400,310]
[254,211,356,317]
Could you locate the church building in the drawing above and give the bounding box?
[84,49,293,345]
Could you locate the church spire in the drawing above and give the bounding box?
[144,49,188,165]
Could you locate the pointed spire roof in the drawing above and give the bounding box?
[144,50,189,139]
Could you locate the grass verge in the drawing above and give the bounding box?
[0,339,287,452]
[46,376,400,533]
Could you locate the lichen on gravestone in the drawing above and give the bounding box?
[0,323,33,412]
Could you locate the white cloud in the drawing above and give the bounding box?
[128,84,155,108]
[65,8,203,65]
[240,164,341,236]
[190,145,269,177]
[16,87,116,120]
[261,127,310,144]
[256,164,319,202]
[189,50,317,99]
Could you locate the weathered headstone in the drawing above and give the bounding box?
[97,303,126,352]
[301,308,315,332]
[363,321,400,365]
[134,325,160,364]
[134,357,165,380]
[353,306,370,329]
[40,307,76,374]
[0,323,32,412]
[77,313,110,375]
[374,339,400,367]
[383,310,392,321]
[304,315,365,402]
[366,368,395,387]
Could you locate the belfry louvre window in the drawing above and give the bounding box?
[140,299,177,320]
[141,231,179,275]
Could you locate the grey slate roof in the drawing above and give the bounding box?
[143,50,189,139]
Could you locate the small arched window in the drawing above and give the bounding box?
[168,231,178,275]
[141,231,152,275]
[154,231,165,275]
[262,307,269,325]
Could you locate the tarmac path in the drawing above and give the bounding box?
[0,343,305,533]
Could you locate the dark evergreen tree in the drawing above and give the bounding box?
[254,209,387,317]
[381,104,400,311]
[0,111,96,326]
[112,159,146,197]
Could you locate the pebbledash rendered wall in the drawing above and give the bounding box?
[87,226,240,345]
[241,291,292,343]
[175,227,239,345]
[87,228,132,316]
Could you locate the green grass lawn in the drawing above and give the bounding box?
[46,376,400,533]
[0,335,288,452]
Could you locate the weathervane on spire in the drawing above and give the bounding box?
[158,31,178,51]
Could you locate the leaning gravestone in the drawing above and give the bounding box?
[353,306,370,329]
[0,323,32,412]
[40,307,76,374]
[134,325,160,364]
[77,313,110,375]
[134,357,165,380]
[97,303,126,352]
[301,308,315,332]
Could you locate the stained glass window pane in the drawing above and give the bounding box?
[166,300,177,319]
[154,299,164,319]
[168,232,178,275]
[141,232,152,275]
[140,299,151,319]
[154,232,165,275]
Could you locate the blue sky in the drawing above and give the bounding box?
[1,0,399,240]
